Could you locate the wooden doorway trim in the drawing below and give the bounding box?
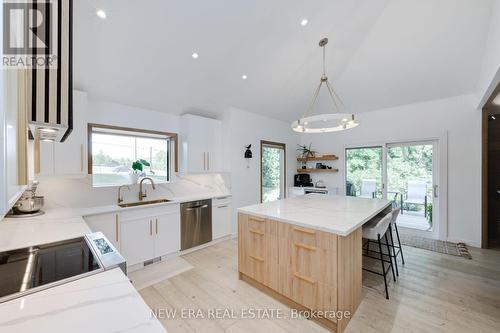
[260,140,287,203]
[482,107,489,249]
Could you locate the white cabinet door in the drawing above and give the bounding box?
[154,211,181,257]
[121,217,155,266]
[180,114,222,173]
[84,213,120,250]
[54,90,87,175]
[212,203,232,239]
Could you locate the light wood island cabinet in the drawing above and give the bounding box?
[238,212,363,333]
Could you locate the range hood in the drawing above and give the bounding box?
[28,0,73,142]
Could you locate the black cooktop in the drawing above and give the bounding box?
[0,237,100,302]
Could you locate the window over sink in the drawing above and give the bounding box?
[88,124,178,187]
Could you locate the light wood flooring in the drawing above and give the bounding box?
[139,238,500,333]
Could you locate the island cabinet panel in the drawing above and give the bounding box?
[238,214,278,290]
[278,223,338,315]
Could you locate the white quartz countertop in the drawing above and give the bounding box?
[0,268,166,333]
[238,194,391,236]
[0,216,91,252]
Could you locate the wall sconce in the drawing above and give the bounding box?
[244,144,252,168]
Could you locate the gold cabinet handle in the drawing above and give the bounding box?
[115,214,119,242]
[249,255,264,262]
[294,242,317,251]
[249,216,265,223]
[249,229,264,236]
[292,227,316,235]
[294,272,316,284]
[150,220,152,236]
[156,218,158,235]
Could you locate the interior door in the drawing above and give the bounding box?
[386,141,438,237]
[261,141,286,203]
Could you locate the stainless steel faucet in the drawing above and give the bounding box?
[117,185,130,204]
[139,177,156,201]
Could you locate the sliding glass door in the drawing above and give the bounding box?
[345,140,439,237]
[345,146,383,199]
[261,141,286,203]
[387,141,437,234]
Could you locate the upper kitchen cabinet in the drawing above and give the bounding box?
[37,90,87,177]
[180,114,222,173]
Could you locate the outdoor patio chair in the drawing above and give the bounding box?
[402,180,428,217]
[360,179,377,198]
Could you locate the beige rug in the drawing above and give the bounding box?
[129,257,194,290]
[399,234,472,259]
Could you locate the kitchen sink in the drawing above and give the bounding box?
[118,199,171,208]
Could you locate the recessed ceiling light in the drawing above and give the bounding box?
[96,9,107,19]
[300,18,308,27]
[191,52,199,59]
[241,74,248,80]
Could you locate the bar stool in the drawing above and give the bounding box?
[389,208,405,267]
[362,212,395,299]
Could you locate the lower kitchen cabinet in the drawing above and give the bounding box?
[84,204,181,267]
[154,212,181,257]
[84,213,120,250]
[238,214,278,290]
[120,216,156,266]
[212,198,232,239]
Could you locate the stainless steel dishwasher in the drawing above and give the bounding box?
[181,199,212,250]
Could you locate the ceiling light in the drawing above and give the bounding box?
[292,37,359,134]
[191,52,199,59]
[300,18,308,27]
[96,9,106,19]
[241,74,248,80]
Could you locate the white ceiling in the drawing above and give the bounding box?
[74,0,493,121]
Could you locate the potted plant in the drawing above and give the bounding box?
[297,144,316,169]
[130,159,150,184]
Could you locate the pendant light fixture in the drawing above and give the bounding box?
[292,38,359,133]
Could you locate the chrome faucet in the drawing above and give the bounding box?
[139,177,156,201]
[117,185,130,204]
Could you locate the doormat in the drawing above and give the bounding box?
[399,234,472,259]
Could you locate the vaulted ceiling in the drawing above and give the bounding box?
[74,0,493,121]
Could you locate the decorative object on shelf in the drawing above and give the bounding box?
[297,144,317,168]
[130,159,150,184]
[297,154,338,162]
[291,37,359,133]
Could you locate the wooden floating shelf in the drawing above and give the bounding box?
[297,168,339,173]
[297,155,338,162]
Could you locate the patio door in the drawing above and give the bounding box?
[386,141,438,237]
[345,146,384,199]
[345,140,440,239]
[261,141,286,203]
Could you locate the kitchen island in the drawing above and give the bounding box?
[237,194,391,332]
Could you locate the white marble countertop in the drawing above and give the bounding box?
[0,216,91,252]
[238,194,391,236]
[0,268,165,333]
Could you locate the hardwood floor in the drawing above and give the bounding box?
[139,239,500,333]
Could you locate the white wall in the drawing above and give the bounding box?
[87,99,180,134]
[477,0,500,107]
[299,95,482,246]
[222,107,299,232]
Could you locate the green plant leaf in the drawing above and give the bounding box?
[139,159,150,166]
[132,161,143,171]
